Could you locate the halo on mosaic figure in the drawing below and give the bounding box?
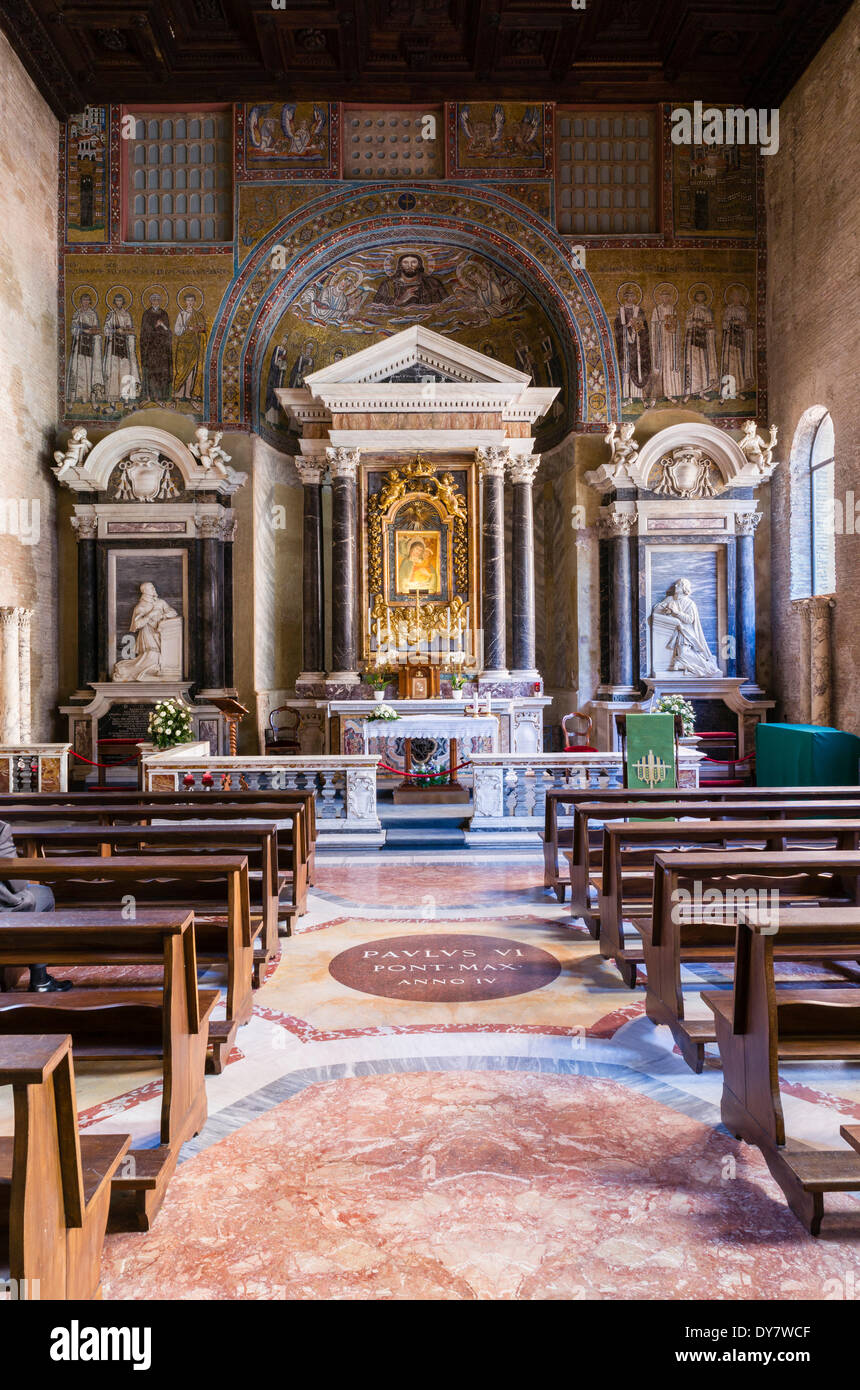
[142,283,169,309]
[616,281,643,305]
[71,284,100,310]
[723,282,750,306]
[687,281,714,306]
[176,284,204,310]
[652,281,679,306]
[105,284,133,308]
[382,246,437,277]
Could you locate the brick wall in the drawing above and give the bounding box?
[0,29,59,739]
[766,2,860,730]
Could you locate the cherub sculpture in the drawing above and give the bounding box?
[433,472,468,520]
[53,426,91,477]
[190,425,231,476]
[604,421,640,471]
[739,420,779,475]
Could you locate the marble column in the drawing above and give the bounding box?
[327,446,361,684]
[16,608,32,744]
[597,507,637,690]
[0,607,21,743]
[72,512,98,689]
[476,446,509,676]
[791,594,836,726]
[296,459,326,680]
[735,511,761,686]
[508,453,541,680]
[196,514,226,691]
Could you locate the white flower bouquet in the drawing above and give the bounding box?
[653,693,696,737]
[148,698,194,749]
[367,703,400,722]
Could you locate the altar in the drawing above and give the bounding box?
[362,709,499,803]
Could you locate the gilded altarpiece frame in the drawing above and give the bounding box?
[360,456,479,667]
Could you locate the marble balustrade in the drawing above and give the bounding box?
[0,743,71,793]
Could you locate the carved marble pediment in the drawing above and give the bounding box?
[52,426,247,497]
[585,422,781,495]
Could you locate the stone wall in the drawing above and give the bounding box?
[0,30,59,738]
[765,2,860,730]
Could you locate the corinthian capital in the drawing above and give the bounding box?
[326,446,361,480]
[735,511,762,536]
[475,445,509,480]
[596,507,637,539]
[507,453,541,486]
[295,458,325,486]
[71,512,98,541]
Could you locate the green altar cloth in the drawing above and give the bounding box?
[756,723,860,787]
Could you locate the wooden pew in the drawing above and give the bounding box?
[633,849,860,1071]
[543,784,860,902]
[703,908,860,1235]
[10,823,283,984]
[0,787,317,890]
[596,818,860,985]
[0,909,217,1230]
[3,799,309,929]
[0,856,257,1074]
[568,798,860,929]
[0,1034,130,1298]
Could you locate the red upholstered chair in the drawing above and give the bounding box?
[562,711,598,753]
[266,705,301,753]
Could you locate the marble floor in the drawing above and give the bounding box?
[4,851,860,1300]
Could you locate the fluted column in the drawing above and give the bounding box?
[597,507,637,689]
[0,608,21,743]
[296,459,326,680]
[791,594,836,726]
[508,453,540,680]
[735,511,761,686]
[16,608,32,744]
[71,512,98,689]
[327,446,361,684]
[476,445,509,676]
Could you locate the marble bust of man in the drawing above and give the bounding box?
[112,581,179,682]
[651,578,721,677]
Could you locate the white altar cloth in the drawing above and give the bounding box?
[361,714,499,752]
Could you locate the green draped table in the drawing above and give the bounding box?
[756,722,860,787]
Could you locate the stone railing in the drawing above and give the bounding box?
[466,750,704,842]
[142,749,383,844]
[0,744,71,794]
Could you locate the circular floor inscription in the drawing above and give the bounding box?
[328,933,561,1002]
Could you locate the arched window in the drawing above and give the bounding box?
[790,407,836,599]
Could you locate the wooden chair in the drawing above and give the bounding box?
[0,908,217,1230]
[561,711,597,752]
[0,1034,130,1298]
[704,910,860,1235]
[265,706,301,752]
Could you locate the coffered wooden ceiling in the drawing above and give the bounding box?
[0,0,853,119]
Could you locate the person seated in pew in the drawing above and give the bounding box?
[0,820,71,994]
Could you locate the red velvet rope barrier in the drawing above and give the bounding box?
[377,759,473,781]
[700,751,756,764]
[70,750,143,769]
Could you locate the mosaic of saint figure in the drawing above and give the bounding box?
[683,286,719,401]
[371,253,448,308]
[649,283,682,402]
[173,290,206,402]
[614,284,651,404]
[140,290,172,402]
[720,284,755,396]
[103,291,140,404]
[66,291,103,403]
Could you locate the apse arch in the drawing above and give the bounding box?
[205,182,620,433]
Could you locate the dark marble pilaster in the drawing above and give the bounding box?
[476,446,508,675]
[597,507,637,689]
[735,510,761,688]
[508,454,540,678]
[71,513,98,688]
[197,514,226,689]
[327,447,361,683]
[296,459,326,678]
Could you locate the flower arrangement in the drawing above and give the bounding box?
[654,693,696,737]
[148,698,194,750]
[449,670,467,691]
[364,667,393,691]
[368,702,400,722]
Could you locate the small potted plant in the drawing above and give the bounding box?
[365,667,393,703]
[449,671,467,701]
[148,698,194,750]
[654,693,696,741]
